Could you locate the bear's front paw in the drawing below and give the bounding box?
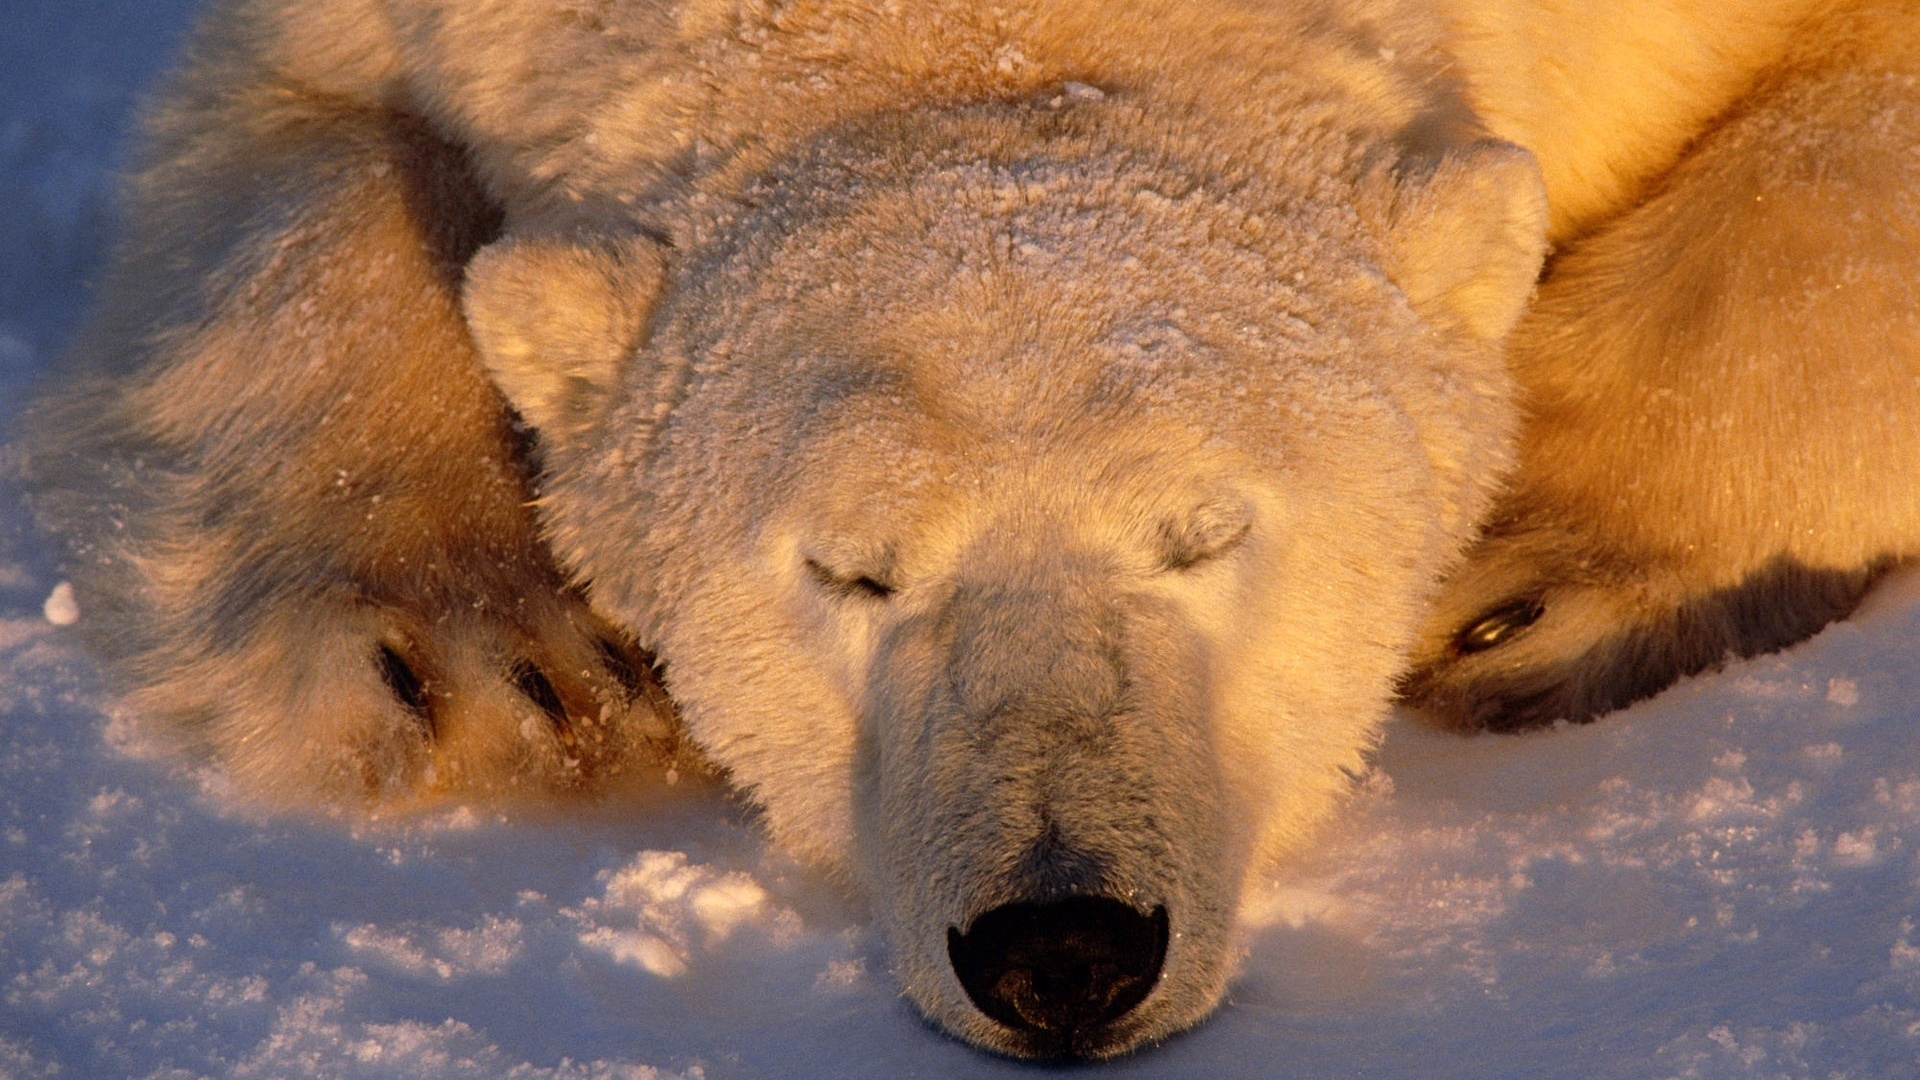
[365,596,687,797]
[121,579,693,810]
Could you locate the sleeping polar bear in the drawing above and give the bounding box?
[19,0,1919,1060]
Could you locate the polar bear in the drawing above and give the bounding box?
[19,0,1919,1060]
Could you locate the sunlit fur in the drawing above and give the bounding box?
[1402,5,1920,730]
[15,0,1917,1060]
[17,18,690,805]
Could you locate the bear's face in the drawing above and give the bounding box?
[465,110,1545,1057]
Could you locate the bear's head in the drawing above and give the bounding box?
[463,101,1544,1057]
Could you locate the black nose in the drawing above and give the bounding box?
[947,896,1169,1045]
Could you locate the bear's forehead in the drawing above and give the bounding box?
[698,202,1357,406]
[760,165,1354,309]
[662,104,1374,328]
[646,118,1423,505]
[673,258,1397,503]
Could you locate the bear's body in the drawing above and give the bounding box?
[1403,4,1920,727]
[20,0,1919,1059]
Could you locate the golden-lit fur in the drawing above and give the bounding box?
[16,0,1918,1058]
[22,39,689,803]
[1400,2,1920,729]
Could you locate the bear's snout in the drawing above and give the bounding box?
[947,896,1168,1055]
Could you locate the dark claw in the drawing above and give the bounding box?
[1453,598,1545,656]
[596,635,648,701]
[510,659,572,738]
[376,643,435,738]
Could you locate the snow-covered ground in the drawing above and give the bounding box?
[4,4,1919,1077]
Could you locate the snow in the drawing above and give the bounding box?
[4,3,1920,1077]
[39,582,76,628]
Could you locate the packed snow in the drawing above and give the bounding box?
[3,3,1919,1077]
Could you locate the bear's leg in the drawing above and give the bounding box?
[25,86,686,805]
[1401,17,1920,730]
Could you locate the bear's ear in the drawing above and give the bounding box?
[1374,140,1549,341]
[462,235,667,442]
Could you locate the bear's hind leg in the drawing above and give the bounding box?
[1401,14,1920,730]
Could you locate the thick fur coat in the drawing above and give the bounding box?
[19,0,1919,1059]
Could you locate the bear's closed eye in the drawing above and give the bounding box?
[1157,504,1252,573]
[805,557,898,600]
